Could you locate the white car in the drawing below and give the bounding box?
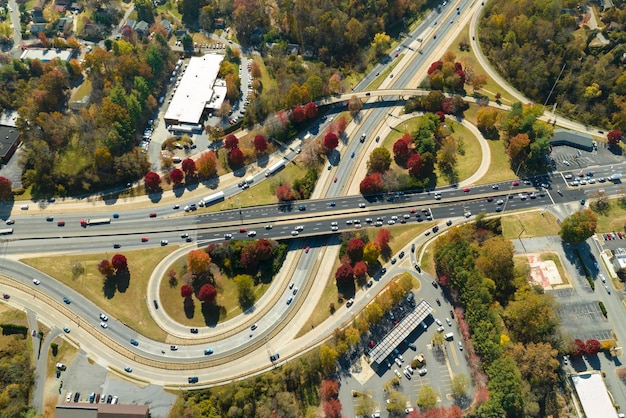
[247,231,256,237]
[100,322,108,329]
[435,318,442,326]
[291,230,299,236]
[32,279,40,285]
[99,313,108,321]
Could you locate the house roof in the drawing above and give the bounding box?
[0,125,21,159]
[571,372,618,418]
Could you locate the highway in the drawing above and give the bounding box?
[1,0,623,392]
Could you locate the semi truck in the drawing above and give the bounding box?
[198,191,225,207]
[80,218,111,227]
[265,159,287,177]
[0,228,13,235]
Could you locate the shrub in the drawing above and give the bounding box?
[599,301,607,317]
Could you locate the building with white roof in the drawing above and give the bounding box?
[163,53,226,127]
[571,372,619,418]
[19,48,75,63]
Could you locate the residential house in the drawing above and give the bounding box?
[69,2,83,13]
[56,17,73,35]
[159,19,172,37]
[31,9,46,24]
[55,0,69,12]
[134,20,149,36]
[30,23,48,35]
[175,28,189,39]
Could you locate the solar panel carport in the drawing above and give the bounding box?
[368,300,433,365]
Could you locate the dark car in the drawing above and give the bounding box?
[74,392,81,402]
[298,205,306,211]
[399,251,405,259]
[381,267,387,275]
[188,377,199,384]
[190,328,198,334]
[270,353,280,361]
[153,299,159,309]
[63,297,71,304]
[130,339,139,346]
[106,395,113,404]
[450,310,455,319]
[113,243,121,248]
[57,221,65,227]
[414,264,421,273]
[431,280,438,288]
[46,216,54,222]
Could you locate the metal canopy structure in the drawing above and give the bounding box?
[369,299,433,365]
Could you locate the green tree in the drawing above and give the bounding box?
[504,287,559,344]
[416,385,437,410]
[367,148,392,173]
[320,345,339,376]
[234,274,255,307]
[386,390,408,414]
[559,209,598,243]
[482,356,525,417]
[451,374,469,398]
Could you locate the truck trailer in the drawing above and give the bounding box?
[265,159,287,177]
[198,191,225,207]
[80,218,111,227]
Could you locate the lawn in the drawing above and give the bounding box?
[158,253,271,326]
[251,55,278,96]
[500,211,560,240]
[22,247,179,342]
[295,222,434,337]
[382,116,482,187]
[593,199,626,233]
[71,79,93,102]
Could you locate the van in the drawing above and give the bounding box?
[444,332,454,340]
[111,396,118,404]
[245,175,254,184]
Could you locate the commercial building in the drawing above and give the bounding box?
[550,129,594,152]
[570,372,619,418]
[55,403,149,418]
[19,48,75,63]
[163,53,226,129]
[0,125,21,164]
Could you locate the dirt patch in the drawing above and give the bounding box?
[526,252,568,289]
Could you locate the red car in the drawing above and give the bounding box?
[149,212,157,218]
[305,246,310,253]
[57,221,65,227]
[333,176,337,183]
[141,237,149,242]
[512,181,519,186]
[239,228,246,233]
[463,187,470,192]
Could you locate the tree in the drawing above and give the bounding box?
[371,32,391,57]
[483,356,524,417]
[97,259,115,277]
[196,152,217,178]
[348,95,363,115]
[570,338,586,357]
[322,398,342,418]
[181,158,196,177]
[323,132,339,150]
[585,339,601,356]
[320,344,339,376]
[234,274,255,307]
[187,249,211,274]
[144,171,161,191]
[367,148,392,173]
[335,263,354,287]
[375,229,391,250]
[353,261,367,278]
[507,133,530,160]
[224,134,239,151]
[346,238,365,262]
[392,138,411,164]
[253,134,268,153]
[181,284,193,298]
[359,172,384,195]
[229,148,245,166]
[451,374,469,398]
[472,73,488,91]
[291,105,305,123]
[198,284,217,304]
[255,239,274,260]
[320,379,339,401]
[476,107,498,132]
[508,342,559,390]
[304,102,318,119]
[504,287,558,344]
[0,176,12,201]
[407,153,423,177]
[608,130,622,147]
[169,168,184,185]
[559,209,598,243]
[363,242,381,263]
[417,386,438,410]
[617,366,626,380]
[111,254,128,271]
[276,183,295,201]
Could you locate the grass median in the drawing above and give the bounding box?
[22,247,179,342]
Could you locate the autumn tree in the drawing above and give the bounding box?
[320,344,339,376]
[291,105,305,123]
[229,148,245,166]
[363,242,381,263]
[407,153,423,177]
[367,147,391,173]
[570,338,586,357]
[224,134,239,151]
[198,284,217,303]
[253,134,268,153]
[348,95,363,115]
[375,229,391,251]
[392,138,411,164]
[255,238,274,260]
[181,284,193,298]
[304,102,318,119]
[320,379,339,401]
[335,263,354,287]
[353,261,367,278]
[323,132,339,150]
[196,152,217,178]
[144,171,161,191]
[371,32,391,57]
[169,168,184,185]
[417,386,438,410]
[111,254,128,271]
[476,107,498,132]
[508,342,559,391]
[276,183,295,201]
[559,209,598,243]
[181,158,196,177]
[451,374,470,398]
[359,172,384,194]
[346,238,365,262]
[507,133,530,160]
[187,249,211,274]
[608,130,622,148]
[0,176,12,201]
[585,339,601,356]
[97,259,115,277]
[504,287,559,344]
[322,398,342,418]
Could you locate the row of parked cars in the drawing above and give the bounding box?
[65,391,118,404]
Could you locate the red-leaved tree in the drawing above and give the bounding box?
[253,135,268,153]
[571,338,586,357]
[276,184,295,201]
[375,229,391,250]
[111,254,128,271]
[320,379,339,400]
[229,148,245,166]
[198,284,217,303]
[393,138,411,164]
[224,134,239,151]
[585,339,601,356]
[608,130,622,148]
[97,259,115,277]
[169,168,184,185]
[322,398,342,418]
[291,105,305,123]
[359,172,384,195]
[144,171,161,191]
[181,158,196,176]
[304,102,318,119]
[408,153,423,177]
[353,261,367,278]
[346,238,365,262]
[324,132,339,150]
[181,284,193,298]
[0,176,12,201]
[255,238,274,260]
[335,263,354,287]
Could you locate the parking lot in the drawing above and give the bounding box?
[550,142,621,171]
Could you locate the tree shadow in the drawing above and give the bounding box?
[337,282,356,299]
[185,178,199,192]
[147,190,163,204]
[183,297,195,319]
[201,302,223,327]
[116,269,130,293]
[103,277,116,299]
[173,185,185,198]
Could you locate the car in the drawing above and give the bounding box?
[100,322,108,329]
[57,221,65,227]
[387,220,396,225]
[359,203,366,208]
[512,181,519,186]
[250,324,258,331]
[270,353,280,361]
[190,328,198,334]
[367,280,373,287]
[411,243,415,252]
[141,237,149,242]
[265,224,273,230]
[286,296,293,305]
[204,348,214,355]
[395,357,403,367]
[20,205,29,210]
[239,227,247,233]
[5,219,14,225]
[291,230,299,236]
[463,187,470,192]
[185,237,193,242]
[247,231,256,237]
[424,230,431,236]
[399,251,405,258]
[391,257,397,264]
[74,392,81,402]
[295,225,304,231]
[394,369,402,379]
[446,219,452,226]
[333,176,337,183]
[188,377,198,384]
[346,298,354,307]
[293,287,298,295]
[432,226,439,233]
[450,310,455,319]
[63,297,71,304]
[99,313,108,322]
[437,326,445,332]
[419,368,427,376]
[328,201,336,207]
[305,246,310,253]
[32,279,40,285]
[464,211,472,218]
[605,285,611,294]
[113,243,121,248]
[65,392,73,402]
[459,342,464,350]
[224,234,233,240]
[414,264,421,272]
[130,339,139,346]
[435,318,443,326]
[496,199,504,205]
[446,318,452,326]
[149,212,157,218]
[180,233,189,239]
[298,205,306,211]
[170,345,178,351]
[63,327,70,333]
[600,274,606,283]
[124,366,132,373]
[160,239,168,246]
[495,207,503,212]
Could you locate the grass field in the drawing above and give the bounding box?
[22,247,179,342]
[71,79,92,102]
[501,211,560,240]
[296,222,433,337]
[593,199,626,233]
[158,254,271,326]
